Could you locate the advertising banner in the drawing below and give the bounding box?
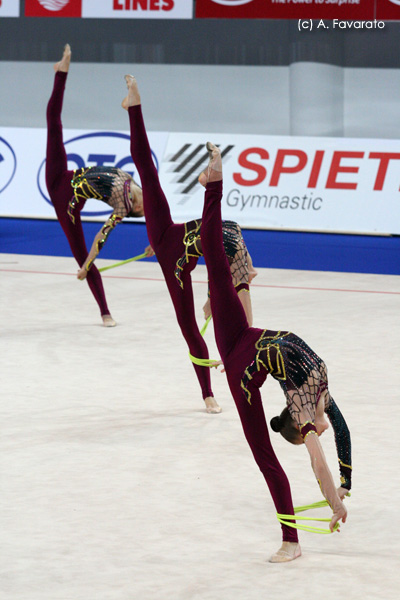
[0,127,168,221]
[158,132,400,234]
[195,0,398,21]
[1,127,399,234]
[0,0,20,17]
[22,0,400,19]
[82,0,193,19]
[25,0,193,18]
[377,0,400,20]
[25,0,83,17]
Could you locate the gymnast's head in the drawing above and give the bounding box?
[270,408,303,445]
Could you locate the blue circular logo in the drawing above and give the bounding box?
[0,137,17,195]
[37,131,159,217]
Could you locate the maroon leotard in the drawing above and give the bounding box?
[202,181,352,538]
[128,105,250,401]
[201,180,299,543]
[46,71,110,316]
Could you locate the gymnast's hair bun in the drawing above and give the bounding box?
[270,416,282,433]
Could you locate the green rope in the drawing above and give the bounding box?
[199,315,212,337]
[277,496,350,534]
[188,315,220,367]
[98,253,147,273]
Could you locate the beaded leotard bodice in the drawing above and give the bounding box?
[174,219,250,289]
[241,329,352,490]
[68,166,135,224]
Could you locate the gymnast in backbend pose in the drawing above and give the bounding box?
[46,45,144,327]
[197,142,351,562]
[122,76,257,414]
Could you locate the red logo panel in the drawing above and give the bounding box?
[376,0,400,19]
[25,0,82,18]
[196,0,378,20]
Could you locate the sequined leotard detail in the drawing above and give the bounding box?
[241,329,352,490]
[68,166,135,224]
[174,218,250,289]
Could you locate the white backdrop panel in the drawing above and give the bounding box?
[1,127,399,234]
[0,127,168,220]
[160,132,400,234]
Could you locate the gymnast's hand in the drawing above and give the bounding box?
[77,267,88,280]
[337,486,350,500]
[203,298,212,320]
[210,360,225,373]
[144,245,155,257]
[329,502,347,532]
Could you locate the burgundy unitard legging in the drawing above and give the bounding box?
[128,105,213,399]
[46,71,110,317]
[201,180,298,543]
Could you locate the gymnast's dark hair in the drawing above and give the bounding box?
[270,407,303,445]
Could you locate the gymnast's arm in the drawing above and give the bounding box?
[325,397,352,497]
[303,430,347,531]
[77,213,123,280]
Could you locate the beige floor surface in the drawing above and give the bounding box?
[1,253,399,600]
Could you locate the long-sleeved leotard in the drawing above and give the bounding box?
[201,179,352,540]
[242,336,352,491]
[325,397,352,490]
[46,71,137,315]
[128,105,252,400]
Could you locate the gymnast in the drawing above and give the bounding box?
[122,76,257,414]
[197,142,351,562]
[46,45,144,327]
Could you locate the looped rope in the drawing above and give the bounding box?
[277,496,350,534]
[98,252,147,273]
[188,316,221,367]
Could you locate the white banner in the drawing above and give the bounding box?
[82,0,193,19]
[0,127,168,221]
[0,0,20,17]
[158,132,400,234]
[1,127,399,234]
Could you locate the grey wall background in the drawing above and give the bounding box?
[0,1,399,138]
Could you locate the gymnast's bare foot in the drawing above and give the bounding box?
[198,142,222,187]
[204,396,222,414]
[121,74,141,110]
[102,314,117,328]
[54,44,71,73]
[269,542,301,563]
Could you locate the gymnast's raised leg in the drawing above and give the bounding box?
[45,44,115,326]
[123,76,220,413]
[199,144,301,562]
